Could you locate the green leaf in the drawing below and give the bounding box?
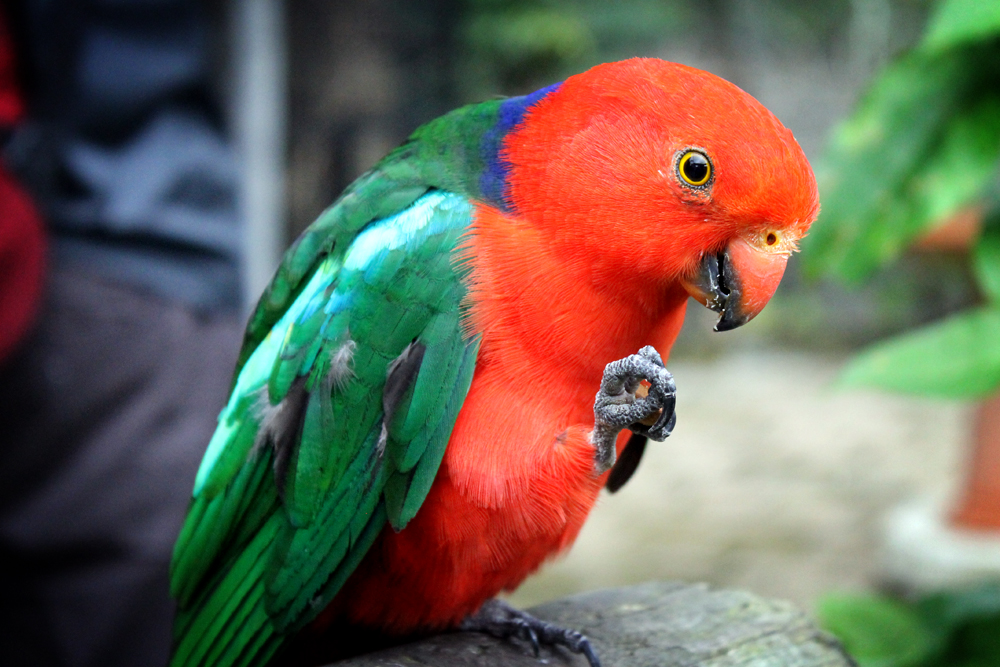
[974,218,1000,303]
[463,6,595,69]
[920,583,1000,633]
[817,593,936,667]
[918,584,1000,667]
[839,306,1000,398]
[905,97,1000,232]
[922,0,1000,53]
[801,50,969,281]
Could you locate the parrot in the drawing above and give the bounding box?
[169,58,819,667]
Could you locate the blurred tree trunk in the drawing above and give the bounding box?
[953,392,1000,530]
[914,210,1000,533]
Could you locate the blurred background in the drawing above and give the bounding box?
[3,0,1000,665]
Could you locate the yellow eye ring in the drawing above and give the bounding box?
[678,150,712,187]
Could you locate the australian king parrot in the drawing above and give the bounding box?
[170,58,819,667]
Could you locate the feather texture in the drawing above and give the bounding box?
[171,58,820,667]
[170,192,484,667]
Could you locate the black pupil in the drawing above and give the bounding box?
[683,153,709,183]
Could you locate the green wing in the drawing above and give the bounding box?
[169,190,481,667]
[233,96,505,380]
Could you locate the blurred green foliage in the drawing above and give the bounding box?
[840,305,1000,398]
[802,0,1000,398]
[455,0,691,99]
[818,584,1000,667]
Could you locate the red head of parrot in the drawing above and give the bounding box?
[500,58,819,331]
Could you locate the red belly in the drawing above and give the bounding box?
[328,454,603,633]
[312,284,685,641]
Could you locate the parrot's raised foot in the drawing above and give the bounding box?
[460,599,601,667]
[592,345,676,473]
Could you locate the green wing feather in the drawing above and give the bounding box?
[169,93,526,667]
[169,190,481,667]
[232,97,503,381]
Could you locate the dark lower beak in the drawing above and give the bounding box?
[680,250,745,331]
[680,237,789,332]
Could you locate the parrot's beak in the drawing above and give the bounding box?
[680,235,790,332]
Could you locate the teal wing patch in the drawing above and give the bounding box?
[233,144,433,383]
[170,192,481,667]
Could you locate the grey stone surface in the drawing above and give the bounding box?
[328,582,855,667]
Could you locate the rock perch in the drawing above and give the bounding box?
[326,582,855,666]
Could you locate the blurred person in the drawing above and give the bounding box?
[0,5,43,366]
[0,1,245,665]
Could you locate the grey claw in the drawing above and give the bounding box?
[640,394,676,441]
[593,346,676,473]
[460,599,601,667]
[525,624,540,656]
[650,407,677,439]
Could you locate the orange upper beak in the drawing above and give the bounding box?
[679,235,790,332]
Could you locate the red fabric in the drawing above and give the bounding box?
[0,162,45,362]
[0,8,22,126]
[0,7,45,363]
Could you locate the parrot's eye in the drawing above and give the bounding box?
[678,150,712,187]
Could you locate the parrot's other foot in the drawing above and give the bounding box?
[460,598,601,667]
[592,345,676,473]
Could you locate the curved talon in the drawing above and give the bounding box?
[650,407,677,439]
[581,640,600,667]
[520,620,540,656]
[643,382,676,440]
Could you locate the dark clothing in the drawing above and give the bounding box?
[0,5,45,363]
[0,267,243,666]
[0,1,248,664]
[7,0,242,312]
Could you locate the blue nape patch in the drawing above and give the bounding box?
[479,82,562,213]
